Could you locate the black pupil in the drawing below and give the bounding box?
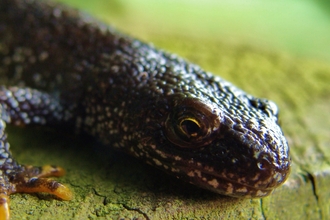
[181,120,200,136]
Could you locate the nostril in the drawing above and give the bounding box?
[248,98,278,118]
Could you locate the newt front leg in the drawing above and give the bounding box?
[0,87,73,219]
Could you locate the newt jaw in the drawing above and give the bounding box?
[140,141,290,198]
[142,152,289,198]
[179,164,289,198]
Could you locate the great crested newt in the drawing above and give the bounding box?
[0,0,290,218]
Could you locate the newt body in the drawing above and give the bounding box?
[0,0,290,218]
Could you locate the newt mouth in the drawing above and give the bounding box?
[143,134,290,198]
[173,165,287,198]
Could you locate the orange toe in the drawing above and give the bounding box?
[0,194,10,220]
[38,165,66,178]
[16,177,73,201]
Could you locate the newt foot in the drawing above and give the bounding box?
[0,164,72,220]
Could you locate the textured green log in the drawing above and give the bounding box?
[7,0,330,219]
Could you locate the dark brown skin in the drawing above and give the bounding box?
[0,0,290,218]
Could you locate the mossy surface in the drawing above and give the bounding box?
[7,0,330,219]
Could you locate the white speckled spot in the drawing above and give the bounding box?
[174,156,181,161]
[187,171,195,177]
[152,158,162,166]
[208,179,219,188]
[256,190,268,197]
[226,183,233,194]
[171,167,179,173]
[236,187,248,193]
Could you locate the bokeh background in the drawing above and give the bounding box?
[58,0,330,61]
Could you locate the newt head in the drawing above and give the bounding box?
[131,77,291,198]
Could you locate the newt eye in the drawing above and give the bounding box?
[179,118,201,138]
[165,98,221,148]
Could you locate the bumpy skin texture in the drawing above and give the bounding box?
[0,0,290,211]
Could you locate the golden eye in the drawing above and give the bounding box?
[165,98,221,148]
[179,118,201,138]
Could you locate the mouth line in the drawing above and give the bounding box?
[176,164,276,192]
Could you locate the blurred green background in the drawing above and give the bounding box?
[57,0,330,61]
